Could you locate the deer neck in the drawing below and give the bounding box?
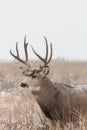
[37,74,53,88]
[36,74,57,109]
[36,74,57,97]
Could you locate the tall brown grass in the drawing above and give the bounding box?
[0,59,87,129]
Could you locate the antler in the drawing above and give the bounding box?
[31,36,53,67]
[10,36,31,68]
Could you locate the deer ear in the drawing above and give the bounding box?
[42,67,49,77]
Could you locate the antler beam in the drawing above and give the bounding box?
[10,36,31,68]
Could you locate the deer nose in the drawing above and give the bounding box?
[20,82,29,88]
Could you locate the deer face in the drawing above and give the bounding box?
[20,66,50,88]
[20,66,49,78]
[10,36,53,88]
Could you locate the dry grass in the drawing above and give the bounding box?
[0,88,51,130]
[50,59,87,85]
[1,59,87,86]
[0,59,87,129]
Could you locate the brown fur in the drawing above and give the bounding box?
[27,74,87,126]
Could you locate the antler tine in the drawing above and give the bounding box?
[47,43,53,64]
[31,46,45,63]
[24,36,28,62]
[16,42,19,57]
[44,36,48,63]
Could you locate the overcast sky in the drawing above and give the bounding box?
[0,0,87,61]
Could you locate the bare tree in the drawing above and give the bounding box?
[10,36,87,127]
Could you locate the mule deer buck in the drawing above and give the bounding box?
[10,36,87,127]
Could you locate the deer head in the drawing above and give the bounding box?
[10,36,53,87]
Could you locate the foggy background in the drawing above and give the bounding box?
[0,0,87,61]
